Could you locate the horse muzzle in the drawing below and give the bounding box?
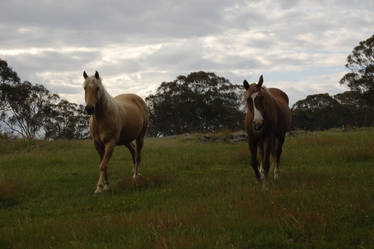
[85,105,95,115]
[252,120,264,131]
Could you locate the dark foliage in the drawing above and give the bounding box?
[43,99,89,139]
[292,91,373,130]
[292,93,344,130]
[0,58,89,139]
[293,34,374,130]
[146,71,244,136]
[339,33,374,123]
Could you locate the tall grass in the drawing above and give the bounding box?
[0,128,374,248]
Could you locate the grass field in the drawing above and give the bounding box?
[1,128,374,249]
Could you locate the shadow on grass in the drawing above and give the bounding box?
[0,181,29,208]
[341,146,374,163]
[116,173,170,192]
[0,239,12,249]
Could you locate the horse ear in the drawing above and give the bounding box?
[95,71,100,79]
[257,75,263,87]
[83,71,88,79]
[243,80,249,90]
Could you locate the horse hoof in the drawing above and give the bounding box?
[259,168,265,180]
[103,184,110,191]
[262,181,269,190]
[94,187,102,195]
[133,173,142,180]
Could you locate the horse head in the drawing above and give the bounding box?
[83,71,104,115]
[243,75,267,134]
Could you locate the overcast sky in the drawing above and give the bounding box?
[0,0,373,106]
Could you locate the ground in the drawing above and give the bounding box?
[0,128,374,249]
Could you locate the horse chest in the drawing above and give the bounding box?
[90,119,119,144]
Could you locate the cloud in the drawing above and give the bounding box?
[0,0,372,106]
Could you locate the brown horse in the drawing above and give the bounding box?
[83,71,149,194]
[243,75,291,187]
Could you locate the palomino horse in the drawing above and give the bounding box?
[243,75,291,187]
[83,71,149,194]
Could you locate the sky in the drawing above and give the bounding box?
[0,0,373,106]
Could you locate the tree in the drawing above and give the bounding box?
[340,34,374,107]
[1,81,54,138]
[0,58,89,139]
[0,59,21,113]
[0,59,20,85]
[334,91,367,126]
[291,93,344,130]
[43,99,89,139]
[146,71,244,136]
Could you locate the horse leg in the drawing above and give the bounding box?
[274,135,285,181]
[262,138,272,188]
[94,141,110,191]
[248,138,261,181]
[125,142,138,179]
[94,141,115,195]
[94,141,105,161]
[258,141,265,180]
[134,130,146,179]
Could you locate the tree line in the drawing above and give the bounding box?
[145,71,244,136]
[146,33,374,134]
[0,59,89,139]
[292,33,374,130]
[1,34,373,138]
[291,91,373,130]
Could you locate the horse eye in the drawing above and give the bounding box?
[247,98,253,107]
[84,86,87,90]
[256,96,264,108]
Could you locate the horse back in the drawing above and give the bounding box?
[268,88,292,133]
[114,94,149,143]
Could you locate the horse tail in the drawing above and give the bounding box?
[279,90,289,105]
[142,99,150,132]
[271,88,289,105]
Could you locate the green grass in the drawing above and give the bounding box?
[1,128,374,249]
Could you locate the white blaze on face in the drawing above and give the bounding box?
[251,92,263,122]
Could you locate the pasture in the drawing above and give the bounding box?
[1,128,374,249]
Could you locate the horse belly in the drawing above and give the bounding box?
[118,120,143,144]
[118,131,137,145]
[271,93,291,134]
[277,104,292,133]
[118,104,145,144]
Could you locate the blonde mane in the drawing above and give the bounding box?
[84,76,115,108]
[82,71,149,195]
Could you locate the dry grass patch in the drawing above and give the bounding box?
[117,173,171,191]
[341,146,374,162]
[0,181,26,207]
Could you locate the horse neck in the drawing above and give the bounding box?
[263,89,277,122]
[94,89,116,119]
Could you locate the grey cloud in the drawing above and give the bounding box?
[4,50,100,80]
[44,84,82,95]
[99,60,143,75]
[0,0,234,48]
[145,41,206,70]
[0,0,372,105]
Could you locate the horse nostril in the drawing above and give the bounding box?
[252,121,264,131]
[85,105,94,115]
